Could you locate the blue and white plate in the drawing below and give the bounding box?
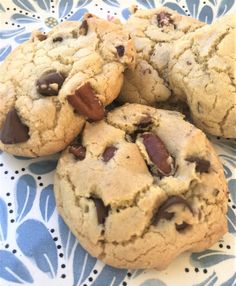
[0,1,235,285]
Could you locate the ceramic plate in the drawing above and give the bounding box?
[0,1,236,285]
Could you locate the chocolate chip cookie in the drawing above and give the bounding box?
[54,103,228,269]
[169,13,236,138]
[0,14,135,157]
[118,7,204,105]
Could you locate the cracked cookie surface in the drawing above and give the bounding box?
[169,13,236,138]
[118,7,204,105]
[54,103,228,269]
[0,14,135,157]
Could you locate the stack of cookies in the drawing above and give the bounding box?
[0,7,235,269]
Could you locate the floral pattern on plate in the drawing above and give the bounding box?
[0,1,236,285]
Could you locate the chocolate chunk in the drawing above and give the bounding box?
[142,133,172,176]
[152,196,193,225]
[186,157,210,173]
[116,45,125,57]
[67,82,105,121]
[53,36,63,43]
[91,197,109,224]
[37,33,47,41]
[156,12,174,27]
[175,222,189,231]
[69,145,86,160]
[0,108,29,144]
[36,71,65,96]
[79,20,88,35]
[102,146,118,162]
[135,115,152,129]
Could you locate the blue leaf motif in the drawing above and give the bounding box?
[0,45,12,61]
[220,154,236,168]
[11,14,40,24]
[122,8,131,20]
[223,164,232,178]
[217,0,234,17]
[13,0,36,12]
[221,272,236,286]
[227,206,236,233]
[0,3,5,11]
[198,5,213,23]
[190,249,235,268]
[34,0,50,12]
[14,155,32,160]
[163,3,186,15]
[0,27,25,39]
[77,0,92,7]
[137,0,155,8]
[58,216,76,259]
[209,0,217,5]
[59,0,73,18]
[0,250,33,283]
[193,272,218,286]
[68,8,88,20]
[140,279,166,286]
[16,219,58,277]
[73,243,96,286]
[186,0,200,18]
[228,179,236,204]
[40,185,55,222]
[91,265,127,286]
[102,0,120,7]
[15,32,31,43]
[16,174,36,222]
[0,198,7,241]
[28,159,57,174]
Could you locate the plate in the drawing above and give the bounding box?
[0,1,236,285]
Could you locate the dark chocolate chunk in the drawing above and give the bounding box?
[36,71,65,96]
[91,197,109,224]
[116,45,125,57]
[134,115,152,129]
[152,196,193,225]
[102,146,118,162]
[175,222,189,231]
[53,36,63,43]
[79,20,88,35]
[67,82,105,121]
[37,33,47,41]
[142,133,172,176]
[186,157,210,173]
[0,108,29,144]
[156,12,174,27]
[69,145,86,160]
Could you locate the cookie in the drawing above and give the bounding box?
[0,14,135,157]
[118,7,204,105]
[54,103,228,269]
[169,13,236,138]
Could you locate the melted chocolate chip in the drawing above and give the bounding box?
[67,82,105,121]
[152,196,193,225]
[69,145,86,160]
[175,222,189,231]
[0,108,29,144]
[134,115,152,129]
[156,12,174,27]
[37,33,47,41]
[91,198,109,224]
[79,20,88,35]
[116,45,125,57]
[36,71,65,96]
[186,157,210,173]
[53,37,63,43]
[142,133,172,176]
[102,146,118,162]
